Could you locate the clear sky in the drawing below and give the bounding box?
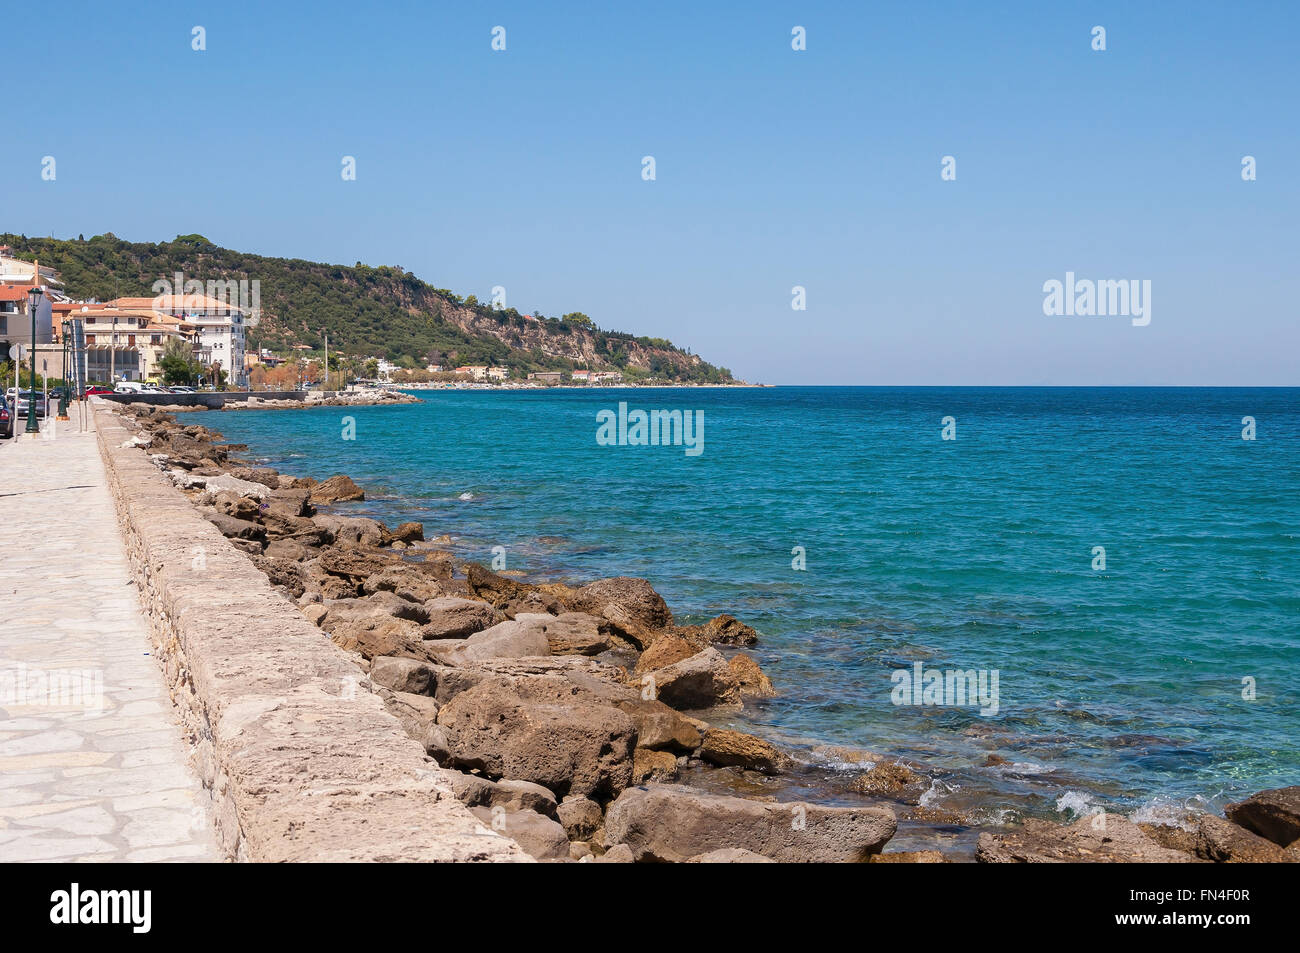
[4,1,1296,385]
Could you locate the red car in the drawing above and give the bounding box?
[0,403,11,438]
[83,386,115,397]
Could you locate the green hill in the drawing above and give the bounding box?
[0,232,737,384]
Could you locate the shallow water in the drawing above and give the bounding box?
[211,386,1300,838]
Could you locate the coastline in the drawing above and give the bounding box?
[98,397,1300,863]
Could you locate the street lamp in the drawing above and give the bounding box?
[25,286,43,433]
[59,319,70,419]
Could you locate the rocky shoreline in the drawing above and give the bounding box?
[111,388,422,414]
[111,402,1300,863]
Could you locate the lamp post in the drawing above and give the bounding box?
[59,320,70,419]
[25,286,43,433]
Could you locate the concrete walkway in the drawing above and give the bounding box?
[0,415,219,862]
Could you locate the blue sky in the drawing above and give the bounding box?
[4,1,1296,384]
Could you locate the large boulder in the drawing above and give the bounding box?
[313,514,385,548]
[469,807,570,861]
[976,814,1203,863]
[435,680,636,799]
[430,614,552,665]
[565,577,672,647]
[200,472,268,498]
[319,594,432,660]
[204,510,266,541]
[1195,813,1295,862]
[464,563,563,616]
[634,632,701,674]
[386,521,425,544]
[1225,786,1300,848]
[362,565,447,604]
[267,487,314,516]
[369,656,437,695]
[212,491,262,521]
[632,748,679,784]
[420,597,504,639]
[605,784,896,862]
[447,773,558,817]
[249,555,306,597]
[645,647,741,710]
[615,699,701,753]
[377,689,439,736]
[310,473,365,504]
[728,654,775,696]
[556,796,603,841]
[543,612,613,656]
[263,538,311,562]
[699,728,787,775]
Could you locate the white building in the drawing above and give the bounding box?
[111,294,248,387]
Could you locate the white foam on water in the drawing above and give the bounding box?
[457,492,474,500]
[1055,790,1100,818]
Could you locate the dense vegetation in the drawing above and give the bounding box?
[0,233,736,383]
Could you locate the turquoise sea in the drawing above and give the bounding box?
[211,387,1299,844]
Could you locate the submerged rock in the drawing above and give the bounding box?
[976,814,1203,863]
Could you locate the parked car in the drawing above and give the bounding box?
[83,385,115,397]
[0,402,12,438]
[12,391,47,418]
[168,385,197,393]
[113,381,146,394]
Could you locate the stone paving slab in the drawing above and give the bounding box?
[0,419,220,862]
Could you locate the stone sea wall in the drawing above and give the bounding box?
[92,405,527,862]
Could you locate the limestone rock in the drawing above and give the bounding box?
[647,647,741,710]
[1195,813,1295,863]
[605,784,896,862]
[564,576,673,647]
[615,699,701,753]
[976,814,1203,863]
[556,796,603,841]
[700,728,787,775]
[633,748,679,784]
[634,632,700,674]
[688,848,776,863]
[369,656,437,695]
[470,807,570,861]
[431,615,552,665]
[419,596,504,639]
[436,680,636,799]
[1225,786,1300,848]
[851,761,928,803]
[728,653,775,696]
[310,473,366,504]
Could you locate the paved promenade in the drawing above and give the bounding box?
[0,416,219,862]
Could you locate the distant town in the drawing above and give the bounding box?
[0,245,625,394]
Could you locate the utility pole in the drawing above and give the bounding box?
[322,328,329,392]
